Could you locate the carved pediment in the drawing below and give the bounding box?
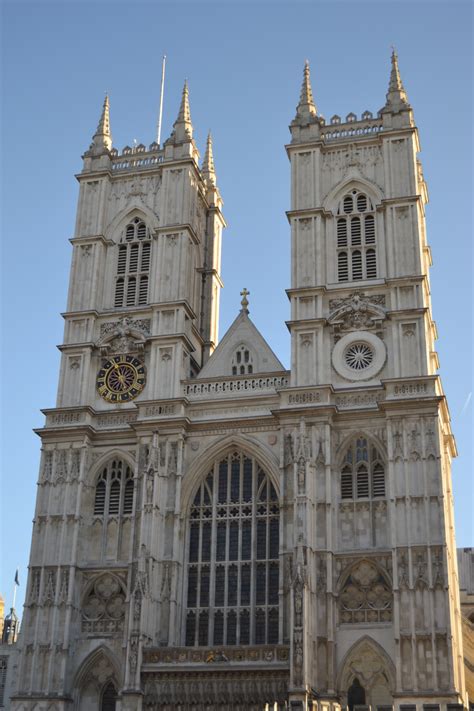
[328,292,386,340]
[97,317,151,355]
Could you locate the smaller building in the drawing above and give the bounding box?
[0,598,20,710]
[458,549,474,703]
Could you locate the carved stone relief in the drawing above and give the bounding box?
[42,451,53,482]
[42,569,56,605]
[328,291,386,341]
[54,450,68,483]
[98,316,150,355]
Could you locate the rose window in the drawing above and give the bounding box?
[344,342,374,370]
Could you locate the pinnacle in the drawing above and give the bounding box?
[202,131,216,185]
[296,60,317,119]
[92,93,112,152]
[384,48,410,110]
[172,80,193,141]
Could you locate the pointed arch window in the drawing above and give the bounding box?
[185,451,280,646]
[114,217,151,307]
[336,190,378,282]
[340,438,385,500]
[93,459,134,517]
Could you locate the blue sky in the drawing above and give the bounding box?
[1,0,472,613]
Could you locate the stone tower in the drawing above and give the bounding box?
[10,55,467,711]
[285,54,466,707]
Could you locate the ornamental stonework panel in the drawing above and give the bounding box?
[338,559,392,624]
[81,572,127,635]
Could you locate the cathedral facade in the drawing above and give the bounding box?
[10,55,468,710]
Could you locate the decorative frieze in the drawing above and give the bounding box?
[142,645,289,665]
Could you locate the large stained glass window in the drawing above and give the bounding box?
[185,451,280,646]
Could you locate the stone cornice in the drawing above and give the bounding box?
[69,234,115,247]
[380,194,422,206]
[286,207,332,222]
[285,318,327,329]
[61,300,197,322]
[153,222,201,246]
[35,377,454,446]
[196,267,224,289]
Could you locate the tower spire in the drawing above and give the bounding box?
[202,131,216,186]
[172,80,193,141]
[383,48,410,111]
[295,60,317,120]
[92,94,112,152]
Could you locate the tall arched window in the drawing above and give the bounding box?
[336,190,377,282]
[94,459,134,517]
[114,217,151,307]
[340,438,385,500]
[185,451,280,647]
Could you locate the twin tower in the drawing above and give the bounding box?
[10,54,467,711]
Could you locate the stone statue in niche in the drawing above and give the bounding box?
[297,456,306,494]
[145,472,154,504]
[129,634,139,677]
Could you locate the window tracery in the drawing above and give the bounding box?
[114,217,151,308]
[340,438,385,500]
[185,451,279,646]
[336,190,377,282]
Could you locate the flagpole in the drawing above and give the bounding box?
[156,54,166,146]
[12,569,19,609]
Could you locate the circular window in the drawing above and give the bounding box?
[344,342,374,371]
[332,331,386,381]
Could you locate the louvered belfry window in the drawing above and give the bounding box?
[185,451,280,647]
[93,459,134,517]
[340,438,385,500]
[336,191,377,282]
[114,217,151,307]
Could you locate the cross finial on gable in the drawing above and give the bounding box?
[240,288,250,313]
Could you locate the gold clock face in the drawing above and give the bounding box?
[97,355,146,403]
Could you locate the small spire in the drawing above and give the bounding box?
[202,131,216,186]
[172,80,193,141]
[384,48,410,110]
[295,60,317,120]
[240,288,250,313]
[92,94,112,152]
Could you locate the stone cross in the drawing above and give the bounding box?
[240,288,250,312]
